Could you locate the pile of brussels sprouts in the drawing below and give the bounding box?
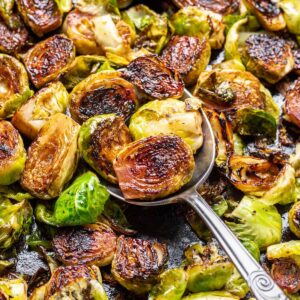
[1,0,300,298]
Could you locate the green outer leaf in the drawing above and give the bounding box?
[279,0,300,35]
[54,0,72,13]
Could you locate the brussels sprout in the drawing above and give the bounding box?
[0,0,14,25]
[161,36,211,86]
[129,99,203,153]
[184,243,234,293]
[123,55,184,100]
[16,0,62,37]
[0,121,26,185]
[23,34,76,88]
[278,0,300,35]
[225,269,250,299]
[182,291,239,300]
[288,202,300,238]
[149,268,188,300]
[0,54,32,119]
[284,78,300,128]
[12,81,69,140]
[0,198,32,249]
[0,277,27,299]
[79,114,132,183]
[21,113,80,199]
[226,196,282,250]
[114,135,195,200]
[170,7,225,49]
[111,235,168,294]
[53,222,116,266]
[70,71,138,124]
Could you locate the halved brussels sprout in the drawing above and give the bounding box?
[23,34,76,88]
[226,196,282,250]
[170,7,225,49]
[161,36,211,86]
[21,113,80,199]
[111,235,168,294]
[0,54,32,119]
[12,81,69,140]
[123,55,184,100]
[182,291,239,300]
[129,99,203,154]
[79,114,132,183]
[278,0,300,35]
[0,121,26,185]
[35,172,110,226]
[0,277,27,299]
[0,198,32,249]
[241,33,294,84]
[113,135,195,200]
[288,202,300,238]
[70,71,138,124]
[16,0,62,37]
[284,78,300,128]
[243,0,286,31]
[184,243,234,293]
[149,268,188,300]
[53,222,116,266]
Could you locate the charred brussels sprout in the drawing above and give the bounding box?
[0,54,32,119]
[123,55,184,100]
[0,198,32,249]
[113,135,195,200]
[184,243,234,293]
[288,201,300,238]
[0,277,27,299]
[35,172,110,226]
[79,114,132,183]
[23,34,76,88]
[0,121,26,185]
[70,71,137,124]
[161,36,211,86]
[129,99,203,153]
[21,113,80,199]
[284,78,300,128]
[170,7,225,49]
[112,235,168,294]
[182,291,239,300]
[279,0,300,35]
[16,0,62,37]
[53,222,116,266]
[12,81,69,140]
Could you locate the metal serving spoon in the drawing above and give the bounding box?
[104,89,287,300]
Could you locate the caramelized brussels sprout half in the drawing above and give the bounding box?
[284,78,300,128]
[161,36,211,86]
[12,81,69,140]
[279,0,300,35]
[79,114,132,183]
[0,277,27,299]
[0,54,32,119]
[184,243,234,293]
[23,34,76,88]
[129,99,203,153]
[288,201,300,238]
[182,291,239,300]
[170,7,225,49]
[241,33,294,84]
[70,71,137,124]
[0,198,32,249]
[123,55,184,100]
[21,113,80,199]
[113,135,195,200]
[0,121,26,185]
[53,222,116,266]
[111,235,168,294]
[35,172,110,226]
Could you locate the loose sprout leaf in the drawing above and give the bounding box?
[225,268,250,298]
[0,277,27,299]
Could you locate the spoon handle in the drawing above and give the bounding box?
[185,192,288,300]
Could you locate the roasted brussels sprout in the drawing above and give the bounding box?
[21,113,80,199]
[149,268,188,300]
[111,235,168,294]
[288,201,300,238]
[79,114,132,183]
[23,34,76,88]
[0,277,27,299]
[182,291,239,300]
[70,71,137,124]
[227,196,282,250]
[0,198,32,249]
[129,99,203,153]
[0,0,14,25]
[12,81,69,140]
[161,36,211,86]
[170,7,225,49]
[184,243,234,293]
[225,269,250,299]
[53,222,116,266]
[0,54,32,119]
[0,121,26,185]
[241,33,294,84]
[284,78,300,128]
[113,135,195,200]
[279,0,300,35]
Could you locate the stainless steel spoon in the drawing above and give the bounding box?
[104,89,287,300]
